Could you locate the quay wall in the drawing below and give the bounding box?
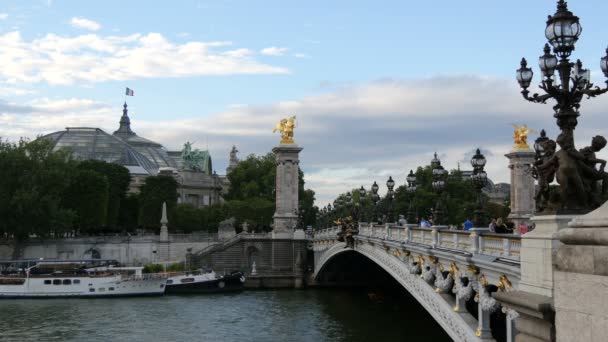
[0,234,218,265]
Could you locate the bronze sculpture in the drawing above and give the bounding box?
[273,115,297,144]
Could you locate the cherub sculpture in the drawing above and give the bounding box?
[273,115,297,144]
[534,139,557,212]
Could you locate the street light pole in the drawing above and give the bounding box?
[358,186,367,222]
[470,148,488,228]
[406,170,417,224]
[371,181,380,223]
[386,176,395,224]
[431,153,447,226]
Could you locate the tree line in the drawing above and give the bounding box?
[0,139,317,239]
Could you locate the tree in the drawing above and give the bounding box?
[63,169,109,233]
[138,175,178,229]
[225,153,276,201]
[174,203,202,233]
[0,138,77,239]
[78,160,130,228]
[118,193,139,231]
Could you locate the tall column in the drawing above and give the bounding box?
[272,144,303,239]
[505,148,536,231]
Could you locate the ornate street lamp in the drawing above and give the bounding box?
[431,153,447,225]
[406,170,417,223]
[470,149,488,227]
[516,0,608,213]
[371,181,380,223]
[358,186,367,222]
[384,176,396,223]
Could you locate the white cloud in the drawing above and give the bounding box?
[70,17,101,31]
[293,53,309,58]
[0,13,8,20]
[0,31,288,85]
[261,46,288,56]
[3,75,607,206]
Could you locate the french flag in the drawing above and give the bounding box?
[125,87,134,96]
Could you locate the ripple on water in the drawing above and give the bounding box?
[0,289,450,342]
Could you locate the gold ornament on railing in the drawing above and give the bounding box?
[497,274,512,292]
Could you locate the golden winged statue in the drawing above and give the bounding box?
[273,115,296,144]
[512,124,536,150]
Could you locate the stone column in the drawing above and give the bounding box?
[505,149,536,231]
[272,144,303,239]
[553,202,608,341]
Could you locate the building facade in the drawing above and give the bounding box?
[42,102,237,208]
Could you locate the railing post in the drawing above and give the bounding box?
[470,229,480,254]
[385,223,390,240]
[404,227,410,243]
[431,228,438,248]
[477,304,493,338]
[503,238,512,257]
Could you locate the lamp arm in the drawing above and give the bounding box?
[521,89,552,104]
[580,81,608,99]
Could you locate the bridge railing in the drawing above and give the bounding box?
[314,223,521,260]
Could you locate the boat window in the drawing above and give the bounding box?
[180,278,195,283]
[73,279,80,284]
[89,288,95,292]
[63,279,71,285]
[108,287,114,291]
[53,279,62,285]
[166,279,173,285]
[0,278,25,285]
[99,288,105,292]
[44,280,52,285]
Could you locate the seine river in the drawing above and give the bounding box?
[0,289,450,341]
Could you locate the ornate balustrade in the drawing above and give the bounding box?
[314,224,521,261]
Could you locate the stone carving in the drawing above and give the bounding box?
[218,217,237,240]
[273,115,296,144]
[434,267,454,294]
[452,273,474,301]
[533,130,608,214]
[335,217,358,249]
[181,141,207,172]
[513,124,536,150]
[229,145,239,164]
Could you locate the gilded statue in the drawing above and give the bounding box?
[512,124,536,150]
[273,115,296,144]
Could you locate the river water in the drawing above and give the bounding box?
[0,289,450,341]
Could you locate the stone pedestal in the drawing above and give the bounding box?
[505,149,536,231]
[553,202,608,342]
[494,214,574,342]
[272,144,303,239]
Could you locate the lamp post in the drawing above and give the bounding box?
[470,149,488,228]
[371,181,380,223]
[406,170,417,224]
[385,176,395,223]
[431,153,447,226]
[516,0,608,213]
[358,186,367,222]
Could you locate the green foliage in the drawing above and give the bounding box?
[118,193,139,231]
[62,169,109,232]
[225,153,276,201]
[78,160,130,227]
[138,175,178,229]
[174,203,202,233]
[0,138,77,239]
[142,263,164,273]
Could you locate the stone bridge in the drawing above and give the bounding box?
[313,224,523,342]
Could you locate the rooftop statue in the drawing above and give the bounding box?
[512,124,536,150]
[273,115,296,144]
[181,141,207,172]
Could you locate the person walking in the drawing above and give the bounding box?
[488,218,497,233]
[463,218,473,231]
[495,218,509,234]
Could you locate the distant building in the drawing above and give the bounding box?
[41,102,239,208]
[460,170,510,205]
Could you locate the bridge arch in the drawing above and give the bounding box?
[315,242,479,341]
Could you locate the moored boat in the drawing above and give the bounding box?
[0,259,167,298]
[165,269,246,294]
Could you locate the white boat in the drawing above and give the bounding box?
[165,269,246,294]
[0,260,167,298]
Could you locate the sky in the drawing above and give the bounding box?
[1,0,608,207]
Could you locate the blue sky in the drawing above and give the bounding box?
[2,0,608,206]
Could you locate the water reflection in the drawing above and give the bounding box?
[0,290,450,342]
